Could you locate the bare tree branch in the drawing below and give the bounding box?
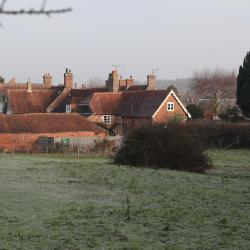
[0,0,72,16]
[0,0,7,11]
[41,0,47,11]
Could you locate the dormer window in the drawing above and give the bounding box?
[66,104,71,113]
[79,104,92,115]
[167,102,174,111]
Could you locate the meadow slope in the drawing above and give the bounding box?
[0,150,249,249]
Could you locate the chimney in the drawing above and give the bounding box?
[147,73,157,90]
[8,77,16,85]
[64,68,73,89]
[43,73,53,86]
[27,79,32,93]
[105,70,120,92]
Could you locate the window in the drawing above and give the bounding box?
[103,115,112,124]
[167,102,174,111]
[79,104,92,115]
[65,104,71,113]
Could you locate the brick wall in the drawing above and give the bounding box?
[0,131,106,152]
[153,94,186,123]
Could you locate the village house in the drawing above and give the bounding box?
[86,89,191,134]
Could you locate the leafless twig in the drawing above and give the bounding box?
[0,0,72,16]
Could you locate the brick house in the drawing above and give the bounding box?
[86,89,191,134]
[0,113,107,152]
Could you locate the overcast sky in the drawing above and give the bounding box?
[0,0,249,84]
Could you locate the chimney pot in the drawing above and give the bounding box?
[27,79,32,93]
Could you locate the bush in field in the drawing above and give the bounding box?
[114,125,212,173]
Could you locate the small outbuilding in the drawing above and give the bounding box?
[0,113,107,152]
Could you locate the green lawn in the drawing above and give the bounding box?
[0,150,249,250]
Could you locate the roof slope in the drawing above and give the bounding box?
[0,83,61,93]
[46,88,71,113]
[7,89,59,114]
[0,113,107,134]
[90,92,123,115]
[121,90,170,117]
[126,85,147,91]
[54,88,107,112]
[90,90,171,118]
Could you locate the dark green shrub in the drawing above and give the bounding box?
[219,107,244,122]
[0,76,4,84]
[114,125,212,173]
[187,104,204,119]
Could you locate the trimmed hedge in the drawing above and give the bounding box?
[185,121,250,148]
[114,125,212,173]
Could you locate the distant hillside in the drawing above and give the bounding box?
[157,78,194,94]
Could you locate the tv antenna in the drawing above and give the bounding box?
[112,64,125,71]
[152,68,159,75]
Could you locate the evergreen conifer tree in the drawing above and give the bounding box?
[237,52,250,116]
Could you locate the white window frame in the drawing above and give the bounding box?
[167,102,174,111]
[65,104,71,113]
[103,115,112,124]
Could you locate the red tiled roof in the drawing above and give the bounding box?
[126,85,147,91]
[90,92,123,115]
[7,89,59,114]
[90,90,171,118]
[121,90,170,117]
[54,88,107,112]
[0,83,61,93]
[0,113,107,134]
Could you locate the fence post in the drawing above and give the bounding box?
[236,136,240,147]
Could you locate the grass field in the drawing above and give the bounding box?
[0,150,249,250]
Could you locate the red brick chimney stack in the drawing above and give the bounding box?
[43,73,53,87]
[64,68,73,89]
[147,73,157,90]
[106,70,120,92]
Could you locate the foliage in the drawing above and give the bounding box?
[191,69,237,115]
[185,121,250,148]
[187,104,204,119]
[237,51,250,117]
[0,75,5,84]
[166,84,180,97]
[0,152,249,249]
[219,106,244,122]
[114,125,212,173]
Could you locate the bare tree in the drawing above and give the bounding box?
[0,0,72,16]
[191,69,237,117]
[87,77,105,88]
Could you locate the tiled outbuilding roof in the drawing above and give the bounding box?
[0,113,107,134]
